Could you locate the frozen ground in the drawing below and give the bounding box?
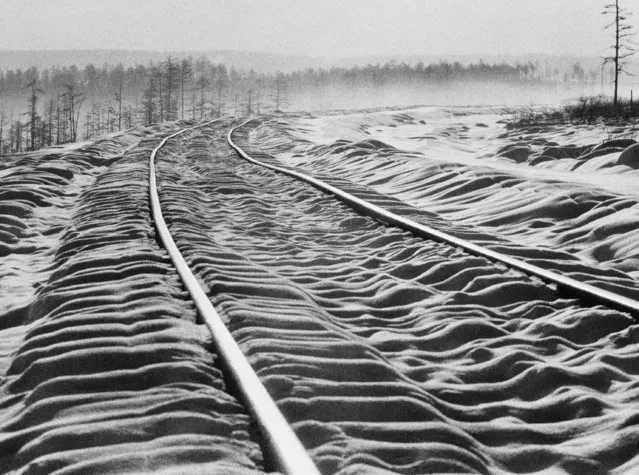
[249,107,639,289]
[1,112,638,474]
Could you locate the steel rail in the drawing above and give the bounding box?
[228,119,639,320]
[149,120,320,475]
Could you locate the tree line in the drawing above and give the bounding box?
[0,57,612,155]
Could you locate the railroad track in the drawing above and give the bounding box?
[153,120,639,474]
[149,120,320,475]
[1,128,269,473]
[229,119,639,320]
[2,119,638,474]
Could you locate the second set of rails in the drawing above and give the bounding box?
[150,119,639,473]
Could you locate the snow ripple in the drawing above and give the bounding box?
[245,113,639,300]
[157,122,639,474]
[0,129,264,473]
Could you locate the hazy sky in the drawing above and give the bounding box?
[1,0,637,58]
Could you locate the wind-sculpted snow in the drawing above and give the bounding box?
[0,124,182,321]
[157,122,639,474]
[0,129,265,473]
[0,130,153,383]
[244,110,639,299]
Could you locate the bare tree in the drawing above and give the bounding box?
[74,96,84,142]
[215,76,226,117]
[142,75,159,124]
[106,105,114,133]
[179,58,192,119]
[196,74,209,119]
[155,67,164,122]
[246,88,254,116]
[603,0,636,105]
[26,79,43,151]
[46,98,55,146]
[83,111,92,140]
[115,71,124,130]
[63,84,83,142]
[55,91,62,144]
[190,89,197,119]
[216,65,229,116]
[93,102,102,135]
[12,115,23,153]
[272,72,289,112]
[164,57,179,120]
[0,110,6,156]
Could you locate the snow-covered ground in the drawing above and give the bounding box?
[278,106,639,194]
[249,107,639,292]
[1,113,639,474]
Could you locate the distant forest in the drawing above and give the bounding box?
[0,56,606,155]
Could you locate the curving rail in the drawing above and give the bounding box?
[149,121,320,475]
[228,119,639,320]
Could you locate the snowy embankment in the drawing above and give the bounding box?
[161,121,638,474]
[1,113,638,474]
[248,107,639,298]
[0,126,264,473]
